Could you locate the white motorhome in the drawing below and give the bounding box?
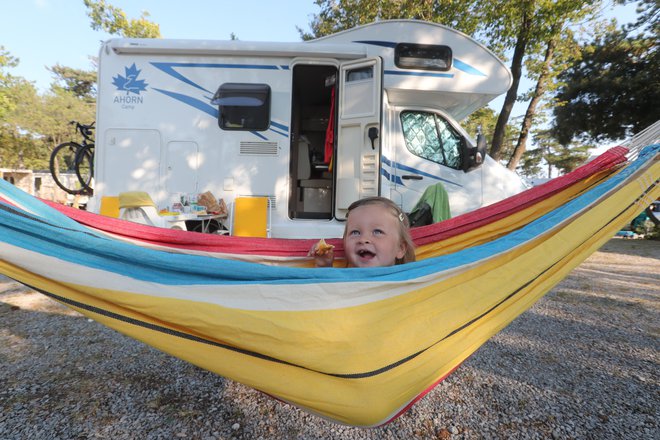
[92,20,527,238]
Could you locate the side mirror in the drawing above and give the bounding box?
[475,132,487,164]
[463,132,487,172]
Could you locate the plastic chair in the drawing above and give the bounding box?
[231,196,269,237]
[99,196,120,218]
[118,191,187,230]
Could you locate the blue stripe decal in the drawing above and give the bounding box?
[393,162,462,187]
[153,88,218,118]
[453,59,487,77]
[271,121,288,132]
[151,62,210,93]
[269,127,288,138]
[380,168,403,185]
[381,155,461,187]
[151,62,282,93]
[385,70,453,79]
[354,40,397,48]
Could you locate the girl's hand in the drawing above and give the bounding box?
[309,239,335,267]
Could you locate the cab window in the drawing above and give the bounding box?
[400,111,462,169]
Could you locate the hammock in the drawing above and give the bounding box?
[32,146,628,265]
[0,145,657,427]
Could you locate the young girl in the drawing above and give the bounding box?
[310,197,416,268]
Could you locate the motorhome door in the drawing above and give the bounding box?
[334,57,382,219]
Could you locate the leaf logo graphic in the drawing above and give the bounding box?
[113,63,149,95]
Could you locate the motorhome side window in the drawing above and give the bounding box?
[211,83,271,131]
[346,67,373,82]
[401,111,462,169]
[395,43,452,71]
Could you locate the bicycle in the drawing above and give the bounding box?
[49,121,95,195]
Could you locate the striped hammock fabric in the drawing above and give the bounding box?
[41,146,628,265]
[0,145,657,426]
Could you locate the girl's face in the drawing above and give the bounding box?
[343,203,406,268]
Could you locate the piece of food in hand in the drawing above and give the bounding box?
[314,239,335,256]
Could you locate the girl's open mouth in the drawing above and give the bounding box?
[357,249,375,259]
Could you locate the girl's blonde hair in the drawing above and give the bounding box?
[345,197,416,264]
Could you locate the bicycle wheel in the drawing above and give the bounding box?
[50,142,87,194]
[75,143,94,194]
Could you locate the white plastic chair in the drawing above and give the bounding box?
[118,192,187,230]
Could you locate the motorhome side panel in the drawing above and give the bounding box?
[95,44,293,218]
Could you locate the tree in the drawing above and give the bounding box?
[83,0,161,38]
[506,31,559,171]
[484,0,601,164]
[552,8,659,144]
[38,89,96,149]
[621,0,658,35]
[520,130,591,180]
[462,107,522,169]
[0,46,20,122]
[300,0,482,40]
[2,76,94,171]
[0,78,48,170]
[462,107,499,143]
[48,64,97,101]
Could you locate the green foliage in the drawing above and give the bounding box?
[462,107,499,141]
[623,0,658,35]
[300,0,482,40]
[1,1,147,171]
[462,108,519,166]
[551,29,659,144]
[0,130,50,170]
[83,0,161,38]
[519,130,591,178]
[48,64,97,101]
[0,46,21,121]
[485,0,602,160]
[1,74,94,171]
[39,89,96,147]
[519,148,544,178]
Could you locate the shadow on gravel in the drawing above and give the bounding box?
[595,238,660,258]
[460,305,658,439]
[0,295,265,440]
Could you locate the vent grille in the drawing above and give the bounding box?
[240,141,278,156]
[361,153,378,196]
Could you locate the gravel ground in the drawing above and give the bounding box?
[1,238,658,440]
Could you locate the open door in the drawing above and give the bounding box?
[334,57,382,220]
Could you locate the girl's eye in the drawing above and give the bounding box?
[349,230,360,237]
[373,229,384,235]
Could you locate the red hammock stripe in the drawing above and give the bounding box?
[43,147,628,258]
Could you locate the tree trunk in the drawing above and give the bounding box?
[507,35,557,171]
[489,11,532,161]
